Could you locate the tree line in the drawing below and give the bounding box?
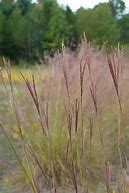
[0,0,128,62]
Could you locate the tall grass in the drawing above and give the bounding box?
[0,42,129,193]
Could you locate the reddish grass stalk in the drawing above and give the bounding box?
[60,49,73,162]
[64,103,73,160]
[86,113,94,193]
[60,49,79,192]
[107,55,122,113]
[21,73,46,136]
[79,59,86,103]
[0,122,37,193]
[89,77,105,152]
[64,101,78,192]
[71,160,78,193]
[89,72,111,192]
[107,54,122,159]
[21,74,56,192]
[75,98,79,134]
[31,167,41,193]
[107,52,126,192]
[89,113,94,163]
[103,162,111,193]
[79,59,86,156]
[60,48,70,102]
[3,58,23,141]
[90,82,97,114]
[83,33,91,76]
[26,144,49,182]
[0,160,15,178]
[83,40,109,192]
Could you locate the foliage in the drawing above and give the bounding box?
[0,0,128,62]
[43,3,72,50]
[109,0,125,17]
[76,3,120,45]
[118,14,129,44]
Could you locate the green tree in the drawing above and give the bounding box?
[64,5,78,49]
[0,10,5,54]
[109,0,125,17]
[0,0,15,18]
[3,7,22,58]
[17,0,32,15]
[118,14,129,44]
[76,3,120,45]
[10,5,41,60]
[43,2,71,51]
[25,5,43,60]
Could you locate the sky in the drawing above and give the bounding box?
[57,0,129,11]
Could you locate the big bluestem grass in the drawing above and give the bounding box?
[107,47,128,193]
[1,42,129,193]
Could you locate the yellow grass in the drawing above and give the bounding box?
[2,68,41,83]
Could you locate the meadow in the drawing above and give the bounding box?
[0,41,129,193]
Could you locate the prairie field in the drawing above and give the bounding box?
[0,42,129,193]
[1,0,129,192]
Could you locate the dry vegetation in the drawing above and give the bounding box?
[0,41,129,193]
